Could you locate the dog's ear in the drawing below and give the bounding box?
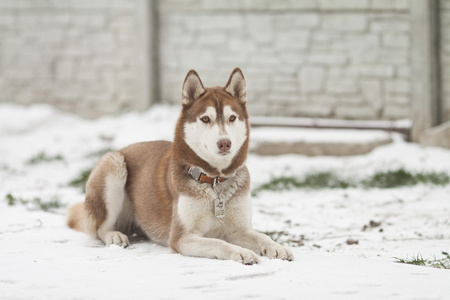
[182,70,205,105]
[225,68,247,104]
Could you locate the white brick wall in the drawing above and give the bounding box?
[441,0,450,122]
[0,0,150,118]
[159,1,412,120]
[1,0,447,123]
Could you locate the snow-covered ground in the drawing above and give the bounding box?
[1,104,449,300]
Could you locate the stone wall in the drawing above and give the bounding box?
[0,0,151,118]
[0,0,447,124]
[159,0,412,120]
[441,0,450,122]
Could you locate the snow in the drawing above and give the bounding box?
[1,104,450,300]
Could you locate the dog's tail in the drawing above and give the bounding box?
[67,203,85,232]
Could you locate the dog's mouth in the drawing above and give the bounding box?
[218,150,231,156]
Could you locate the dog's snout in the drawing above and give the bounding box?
[217,139,232,152]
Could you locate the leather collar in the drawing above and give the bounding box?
[187,166,227,186]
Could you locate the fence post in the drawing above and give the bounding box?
[410,0,441,142]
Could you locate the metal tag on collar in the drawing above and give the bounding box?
[188,167,202,181]
[213,179,225,218]
[215,197,225,218]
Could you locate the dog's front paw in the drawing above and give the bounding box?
[230,249,259,265]
[261,243,294,261]
[103,231,129,248]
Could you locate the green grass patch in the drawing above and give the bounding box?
[363,168,450,188]
[252,172,354,196]
[5,193,24,206]
[26,152,64,165]
[4,193,64,212]
[253,168,450,195]
[394,252,450,269]
[68,168,92,192]
[394,254,428,266]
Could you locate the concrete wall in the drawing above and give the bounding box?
[0,0,152,118]
[0,0,447,128]
[441,0,450,122]
[159,0,412,120]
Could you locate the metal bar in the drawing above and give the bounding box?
[250,116,412,141]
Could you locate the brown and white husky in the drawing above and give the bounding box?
[68,68,293,264]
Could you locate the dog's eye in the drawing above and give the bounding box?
[200,116,210,123]
[229,115,236,122]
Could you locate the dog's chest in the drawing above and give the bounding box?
[177,175,250,235]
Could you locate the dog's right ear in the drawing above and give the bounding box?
[182,70,205,105]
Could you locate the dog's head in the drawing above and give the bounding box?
[175,68,249,176]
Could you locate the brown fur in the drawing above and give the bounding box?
[119,141,174,245]
[67,203,84,232]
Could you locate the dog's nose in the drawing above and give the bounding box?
[217,139,232,151]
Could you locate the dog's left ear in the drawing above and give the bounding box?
[225,68,247,104]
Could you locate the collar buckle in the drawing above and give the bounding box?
[187,167,202,181]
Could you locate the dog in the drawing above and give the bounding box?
[68,68,294,264]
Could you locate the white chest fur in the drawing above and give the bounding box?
[177,176,252,238]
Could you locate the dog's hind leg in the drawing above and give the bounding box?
[84,151,130,247]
